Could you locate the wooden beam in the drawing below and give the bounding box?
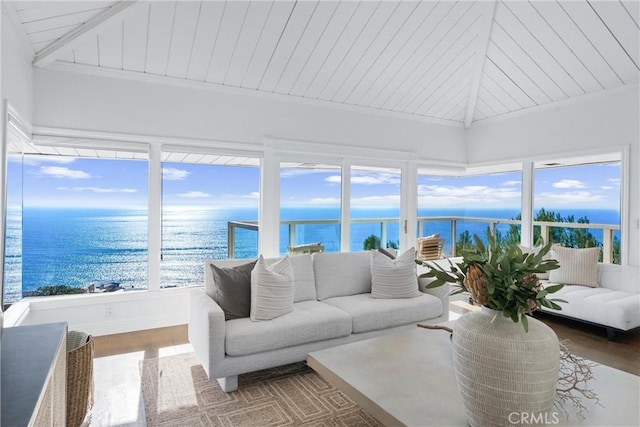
[463,0,496,128]
[33,1,139,68]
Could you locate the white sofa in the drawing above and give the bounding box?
[188,251,449,392]
[539,263,640,340]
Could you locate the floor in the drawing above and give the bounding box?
[86,303,640,427]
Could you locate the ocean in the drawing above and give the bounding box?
[2,207,620,304]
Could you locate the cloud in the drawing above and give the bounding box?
[325,173,401,185]
[22,156,76,166]
[163,167,190,181]
[503,180,521,186]
[600,186,613,190]
[308,197,341,205]
[235,192,260,199]
[177,191,210,199]
[608,178,620,185]
[552,179,585,189]
[416,184,521,207]
[536,191,604,205]
[57,186,137,193]
[281,168,338,178]
[39,166,90,179]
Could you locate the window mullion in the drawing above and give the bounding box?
[148,144,162,291]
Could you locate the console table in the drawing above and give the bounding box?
[1,322,68,427]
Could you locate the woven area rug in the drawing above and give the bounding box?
[140,352,381,426]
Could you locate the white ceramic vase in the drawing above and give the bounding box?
[452,307,560,427]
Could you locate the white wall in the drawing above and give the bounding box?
[467,86,640,267]
[34,68,467,161]
[1,9,34,123]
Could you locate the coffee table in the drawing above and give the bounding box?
[307,327,640,427]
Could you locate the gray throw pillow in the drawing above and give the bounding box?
[210,260,257,320]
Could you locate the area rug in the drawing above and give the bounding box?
[140,352,381,426]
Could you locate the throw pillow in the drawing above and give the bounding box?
[371,247,420,299]
[518,244,558,280]
[548,246,600,287]
[208,260,257,320]
[251,255,295,321]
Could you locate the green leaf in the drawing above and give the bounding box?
[521,313,529,332]
[544,283,564,294]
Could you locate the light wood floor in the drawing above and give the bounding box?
[87,307,639,426]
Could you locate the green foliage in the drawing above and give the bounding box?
[457,208,620,264]
[362,234,399,250]
[362,234,381,250]
[419,228,565,332]
[30,285,85,296]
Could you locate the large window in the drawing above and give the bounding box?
[350,166,401,252]
[417,170,522,256]
[534,160,621,264]
[161,154,259,287]
[19,154,149,297]
[279,163,341,255]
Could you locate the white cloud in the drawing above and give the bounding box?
[39,166,90,179]
[552,179,585,189]
[308,197,341,205]
[351,195,401,207]
[608,178,620,185]
[22,156,76,166]
[503,180,521,186]
[281,168,338,178]
[416,184,521,207]
[163,167,190,181]
[235,192,260,199]
[536,191,604,205]
[325,173,400,185]
[57,186,137,193]
[600,186,613,190]
[177,191,210,199]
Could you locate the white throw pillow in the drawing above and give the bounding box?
[250,255,294,321]
[548,246,600,287]
[371,248,420,299]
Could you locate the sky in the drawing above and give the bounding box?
[8,155,620,213]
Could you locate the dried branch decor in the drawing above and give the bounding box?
[555,341,602,419]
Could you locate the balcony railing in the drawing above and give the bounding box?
[228,217,620,263]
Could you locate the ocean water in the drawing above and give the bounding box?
[2,207,620,304]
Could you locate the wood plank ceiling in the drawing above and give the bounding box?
[10,0,640,128]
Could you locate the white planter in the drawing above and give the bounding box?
[452,307,560,427]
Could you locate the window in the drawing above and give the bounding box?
[161,153,259,287]
[350,166,401,252]
[417,170,522,256]
[534,160,621,264]
[19,153,149,297]
[279,163,341,256]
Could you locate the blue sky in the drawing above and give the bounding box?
[9,156,620,212]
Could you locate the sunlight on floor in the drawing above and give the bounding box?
[90,345,194,426]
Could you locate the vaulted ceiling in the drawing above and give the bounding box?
[7,0,640,128]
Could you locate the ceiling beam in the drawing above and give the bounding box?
[463,0,496,128]
[32,1,140,68]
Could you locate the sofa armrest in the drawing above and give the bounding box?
[418,274,450,320]
[188,288,226,379]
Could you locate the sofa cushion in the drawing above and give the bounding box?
[541,284,640,331]
[251,256,294,321]
[313,251,372,300]
[284,254,317,303]
[371,248,420,299]
[323,293,442,333]
[548,246,600,287]
[225,300,352,356]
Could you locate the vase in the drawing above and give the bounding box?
[452,307,560,427]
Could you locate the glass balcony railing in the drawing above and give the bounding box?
[228,217,620,264]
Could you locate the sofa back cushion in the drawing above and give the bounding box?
[313,251,372,300]
[267,254,316,303]
[548,246,600,287]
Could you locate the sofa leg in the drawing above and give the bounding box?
[217,376,238,392]
[606,327,616,341]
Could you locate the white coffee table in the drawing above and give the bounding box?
[307,327,640,427]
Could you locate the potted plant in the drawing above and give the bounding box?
[418,228,564,331]
[417,229,566,426]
